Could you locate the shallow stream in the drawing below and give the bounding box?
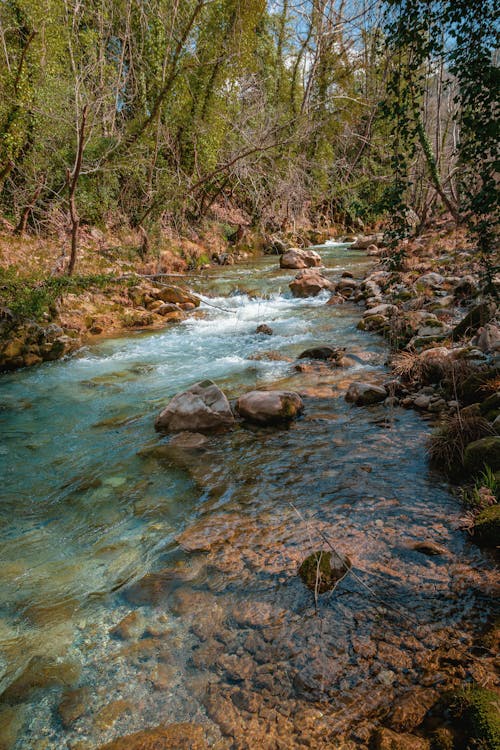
[0,244,497,749]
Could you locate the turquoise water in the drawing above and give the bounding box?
[0,246,496,749]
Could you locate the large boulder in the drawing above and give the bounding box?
[345,382,387,406]
[280,248,321,269]
[452,301,497,341]
[463,436,500,475]
[236,390,303,425]
[351,234,384,249]
[415,272,444,289]
[289,269,334,298]
[151,284,200,308]
[155,380,235,434]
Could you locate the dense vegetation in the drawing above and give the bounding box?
[0,1,498,272]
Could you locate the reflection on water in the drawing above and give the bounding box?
[0,247,497,748]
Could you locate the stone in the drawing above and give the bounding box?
[298,345,345,362]
[474,505,500,547]
[413,395,431,410]
[58,687,90,728]
[389,689,437,732]
[374,728,430,750]
[454,275,478,297]
[0,704,27,750]
[256,324,273,335]
[411,542,448,556]
[326,294,345,305]
[95,723,208,750]
[463,436,500,475]
[236,390,304,425]
[152,285,200,307]
[452,301,497,341]
[289,269,334,297]
[298,550,351,593]
[351,234,384,249]
[94,699,132,731]
[153,303,179,315]
[364,303,398,317]
[280,248,321,269]
[110,611,146,640]
[480,392,500,419]
[168,431,208,450]
[474,324,500,353]
[155,380,235,434]
[336,277,358,295]
[345,382,387,406]
[415,272,444,289]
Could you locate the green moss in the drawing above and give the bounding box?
[451,687,500,750]
[298,550,350,593]
[474,504,500,547]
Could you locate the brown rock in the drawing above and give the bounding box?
[374,728,430,750]
[96,723,208,749]
[236,390,304,425]
[289,269,334,297]
[155,380,235,434]
[280,248,322,269]
[110,611,146,640]
[58,687,90,728]
[152,285,200,307]
[388,689,437,732]
[345,382,386,406]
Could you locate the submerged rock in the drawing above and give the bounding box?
[236,390,304,425]
[298,345,345,362]
[155,380,235,434]
[280,248,321,269]
[345,382,387,406]
[298,550,351,593]
[374,728,430,750]
[96,723,208,749]
[289,269,334,298]
[256,323,273,335]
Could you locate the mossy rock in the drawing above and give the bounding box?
[450,687,500,750]
[455,368,499,406]
[298,550,351,594]
[480,392,500,421]
[474,504,500,547]
[463,436,500,476]
[452,301,497,341]
[429,728,454,750]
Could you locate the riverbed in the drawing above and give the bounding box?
[0,244,497,749]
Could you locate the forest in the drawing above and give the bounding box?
[0,0,497,265]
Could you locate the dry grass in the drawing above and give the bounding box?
[427,410,495,473]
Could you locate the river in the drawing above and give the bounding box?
[0,244,497,748]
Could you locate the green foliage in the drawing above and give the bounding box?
[0,268,123,320]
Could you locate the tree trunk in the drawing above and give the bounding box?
[66,105,87,276]
[14,175,44,235]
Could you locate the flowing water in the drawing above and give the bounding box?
[0,245,497,749]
